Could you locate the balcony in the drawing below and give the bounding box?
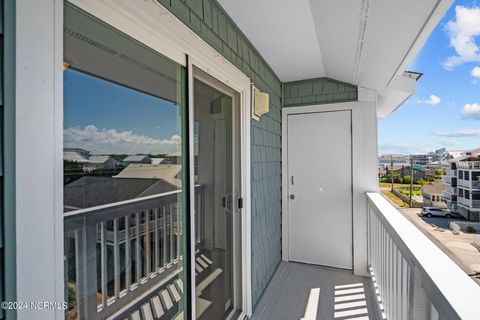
[442,176,451,185]
[64,186,205,320]
[458,197,480,209]
[248,193,480,320]
[457,161,480,170]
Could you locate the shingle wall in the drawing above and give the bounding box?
[283,78,358,107]
[156,0,282,305]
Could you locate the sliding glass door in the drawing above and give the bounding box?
[192,70,242,320]
[63,3,188,319]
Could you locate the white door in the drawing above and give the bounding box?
[287,110,352,269]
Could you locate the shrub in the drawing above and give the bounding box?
[466,226,477,234]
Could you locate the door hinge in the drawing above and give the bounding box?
[238,197,244,210]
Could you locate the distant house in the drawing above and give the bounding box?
[122,155,151,166]
[115,163,182,188]
[164,151,181,164]
[85,155,121,171]
[383,164,425,183]
[64,176,176,211]
[63,150,89,164]
[64,147,90,159]
[422,181,446,207]
[150,158,165,165]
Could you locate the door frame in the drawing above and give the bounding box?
[282,102,376,276]
[64,1,253,318]
[189,61,248,319]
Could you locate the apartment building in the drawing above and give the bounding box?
[442,149,480,220]
[4,1,480,320]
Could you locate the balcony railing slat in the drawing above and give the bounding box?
[135,212,141,282]
[113,218,120,300]
[125,215,131,291]
[100,222,107,308]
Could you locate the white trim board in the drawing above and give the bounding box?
[67,0,253,318]
[281,102,379,276]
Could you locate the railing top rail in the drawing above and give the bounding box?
[367,192,480,319]
[64,184,204,221]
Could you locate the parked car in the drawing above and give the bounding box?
[421,207,452,218]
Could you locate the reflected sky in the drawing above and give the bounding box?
[64,68,181,155]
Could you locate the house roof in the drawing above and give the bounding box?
[114,164,182,188]
[64,176,176,210]
[421,181,443,196]
[88,155,113,164]
[63,151,89,163]
[123,155,150,162]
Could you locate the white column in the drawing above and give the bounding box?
[15,0,64,319]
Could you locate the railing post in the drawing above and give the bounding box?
[76,221,98,319]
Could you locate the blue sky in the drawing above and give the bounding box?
[64,69,182,155]
[379,0,480,155]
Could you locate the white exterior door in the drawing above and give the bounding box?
[287,110,353,269]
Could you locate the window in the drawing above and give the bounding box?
[63,4,187,319]
[465,171,470,181]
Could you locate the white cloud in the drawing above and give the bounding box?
[460,103,480,119]
[471,66,480,78]
[416,94,441,105]
[441,139,460,146]
[433,128,480,137]
[421,94,441,105]
[443,6,480,69]
[64,125,181,154]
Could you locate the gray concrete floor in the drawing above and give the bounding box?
[251,262,379,320]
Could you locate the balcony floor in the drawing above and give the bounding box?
[251,262,379,320]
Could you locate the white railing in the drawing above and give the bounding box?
[458,161,480,169]
[64,185,205,319]
[445,169,457,177]
[458,179,470,188]
[472,180,480,190]
[458,197,480,208]
[367,192,480,320]
[442,176,451,185]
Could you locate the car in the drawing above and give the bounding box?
[421,207,452,218]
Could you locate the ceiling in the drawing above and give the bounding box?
[217,0,450,92]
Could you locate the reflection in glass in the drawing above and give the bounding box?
[63,4,187,320]
[194,79,234,320]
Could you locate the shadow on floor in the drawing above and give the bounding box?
[250,261,378,320]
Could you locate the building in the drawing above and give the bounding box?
[115,164,182,188]
[378,153,408,165]
[122,154,152,166]
[443,149,480,220]
[5,1,480,320]
[422,181,446,207]
[85,155,121,171]
[382,164,426,183]
[64,147,90,159]
[409,154,433,166]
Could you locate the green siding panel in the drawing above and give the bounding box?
[283,78,358,107]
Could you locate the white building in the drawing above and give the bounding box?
[442,149,480,220]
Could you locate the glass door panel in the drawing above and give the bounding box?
[193,77,237,320]
[63,3,188,319]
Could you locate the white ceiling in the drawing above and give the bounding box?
[217,0,448,92]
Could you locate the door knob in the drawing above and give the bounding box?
[290,194,295,200]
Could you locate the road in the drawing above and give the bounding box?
[399,207,480,279]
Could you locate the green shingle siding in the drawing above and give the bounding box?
[283,78,358,107]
